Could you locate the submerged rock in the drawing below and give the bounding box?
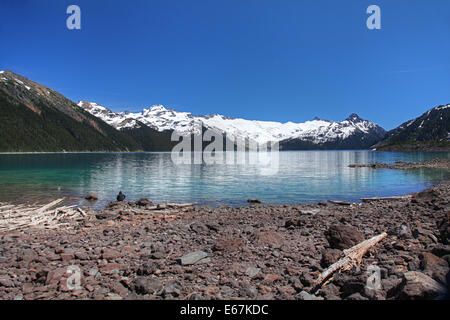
[85,193,99,201]
[135,198,154,207]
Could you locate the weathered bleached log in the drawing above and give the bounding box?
[166,202,200,208]
[0,198,89,232]
[328,200,351,206]
[34,198,65,213]
[131,202,199,213]
[361,195,412,203]
[0,204,17,210]
[77,207,87,217]
[131,208,183,216]
[312,232,388,292]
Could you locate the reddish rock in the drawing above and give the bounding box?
[20,249,38,264]
[213,238,246,252]
[325,224,364,250]
[398,271,446,300]
[263,274,279,284]
[60,253,74,262]
[101,248,121,260]
[45,268,68,286]
[22,283,34,294]
[0,277,14,288]
[321,248,342,268]
[419,252,449,283]
[112,282,129,297]
[101,263,124,274]
[251,231,285,248]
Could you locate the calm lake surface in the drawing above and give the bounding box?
[0,151,448,209]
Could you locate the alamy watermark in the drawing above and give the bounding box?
[66,5,81,30]
[66,4,381,31]
[365,265,382,290]
[170,122,280,175]
[367,5,381,30]
[66,265,82,290]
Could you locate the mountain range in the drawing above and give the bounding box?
[0,70,448,152]
[77,101,387,150]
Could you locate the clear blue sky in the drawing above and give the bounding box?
[1,0,449,130]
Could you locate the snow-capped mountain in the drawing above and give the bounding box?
[78,101,386,149]
[373,104,450,151]
[0,70,143,152]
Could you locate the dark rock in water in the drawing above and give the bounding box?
[116,191,126,202]
[247,199,261,204]
[136,198,153,207]
[325,224,364,250]
[85,193,98,201]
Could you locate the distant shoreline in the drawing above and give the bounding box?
[0,149,449,154]
[349,158,450,171]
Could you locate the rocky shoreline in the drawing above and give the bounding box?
[348,157,450,170]
[0,180,449,300]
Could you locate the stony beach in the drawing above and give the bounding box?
[0,159,449,300]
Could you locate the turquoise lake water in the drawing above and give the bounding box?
[0,151,448,209]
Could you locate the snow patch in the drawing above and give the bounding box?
[79,101,382,144]
[436,104,450,111]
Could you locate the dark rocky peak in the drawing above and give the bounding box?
[345,113,364,122]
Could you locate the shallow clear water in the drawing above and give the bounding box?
[0,151,448,209]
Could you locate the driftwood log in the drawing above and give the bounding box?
[361,195,412,203]
[328,200,351,206]
[130,202,200,215]
[312,232,388,292]
[0,198,89,232]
